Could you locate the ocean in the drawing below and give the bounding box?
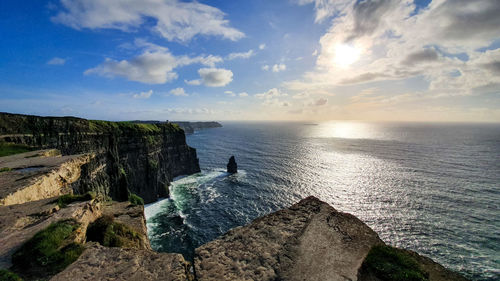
[144,121,500,280]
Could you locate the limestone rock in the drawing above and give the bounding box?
[101,201,151,250]
[50,243,192,281]
[227,156,237,174]
[194,196,383,281]
[0,112,201,204]
[0,150,91,206]
[0,198,101,268]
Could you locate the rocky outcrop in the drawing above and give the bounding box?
[0,150,91,206]
[50,243,192,281]
[227,156,237,174]
[195,196,382,281]
[172,121,222,134]
[0,198,101,269]
[0,113,200,203]
[101,201,151,250]
[195,196,468,281]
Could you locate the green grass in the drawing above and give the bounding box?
[11,219,84,276]
[55,192,96,208]
[88,120,162,134]
[362,245,429,281]
[0,270,23,281]
[86,215,142,248]
[128,193,144,206]
[0,143,33,157]
[0,167,12,173]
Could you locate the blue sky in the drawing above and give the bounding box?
[1,0,499,122]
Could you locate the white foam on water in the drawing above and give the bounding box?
[145,170,229,234]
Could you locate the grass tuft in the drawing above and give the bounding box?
[0,142,33,157]
[55,192,96,208]
[0,167,12,173]
[0,269,23,281]
[86,215,142,248]
[11,219,84,276]
[362,245,429,281]
[128,193,144,206]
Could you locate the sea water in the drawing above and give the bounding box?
[145,122,500,280]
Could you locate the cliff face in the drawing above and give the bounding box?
[172,121,222,134]
[0,113,200,203]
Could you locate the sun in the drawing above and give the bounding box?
[333,44,361,67]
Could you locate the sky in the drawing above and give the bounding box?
[0,0,499,122]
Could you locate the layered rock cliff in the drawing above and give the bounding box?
[0,112,200,203]
[172,121,222,134]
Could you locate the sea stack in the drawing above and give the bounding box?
[227,156,237,174]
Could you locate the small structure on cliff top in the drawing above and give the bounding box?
[227,156,237,174]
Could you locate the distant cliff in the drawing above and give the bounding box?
[172,121,222,134]
[0,112,200,203]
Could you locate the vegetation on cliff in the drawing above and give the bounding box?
[86,215,142,248]
[128,193,144,206]
[55,192,96,208]
[0,112,182,136]
[0,270,23,281]
[0,142,32,157]
[11,219,84,277]
[361,245,429,281]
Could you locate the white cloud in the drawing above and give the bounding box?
[296,0,351,23]
[262,98,290,107]
[170,87,188,96]
[164,107,216,115]
[52,0,244,42]
[47,57,66,65]
[239,92,248,97]
[259,43,266,50]
[310,98,327,106]
[198,68,233,87]
[272,63,286,72]
[184,79,201,85]
[227,50,254,60]
[287,0,500,98]
[133,90,153,99]
[85,42,222,84]
[292,92,310,99]
[224,90,236,97]
[255,88,288,99]
[262,65,270,71]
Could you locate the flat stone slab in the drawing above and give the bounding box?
[194,196,383,281]
[0,150,90,205]
[51,243,191,281]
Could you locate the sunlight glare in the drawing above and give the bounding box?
[333,44,361,67]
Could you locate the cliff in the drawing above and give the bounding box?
[0,112,200,203]
[172,121,222,134]
[195,196,468,281]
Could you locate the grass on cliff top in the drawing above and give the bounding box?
[0,142,33,157]
[11,219,84,277]
[128,193,144,206]
[55,192,96,208]
[86,215,142,248]
[361,245,429,281]
[88,120,183,134]
[0,270,23,281]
